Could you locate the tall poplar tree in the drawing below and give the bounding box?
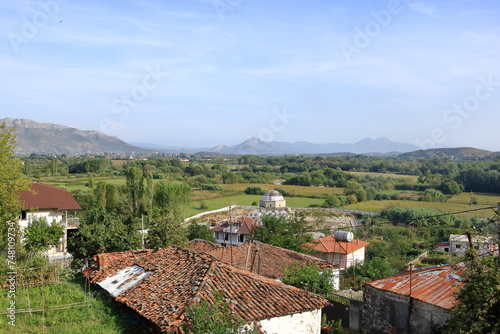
[0,123,31,249]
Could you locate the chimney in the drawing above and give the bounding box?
[94,254,109,271]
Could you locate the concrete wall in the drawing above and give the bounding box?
[258,309,322,334]
[362,285,451,334]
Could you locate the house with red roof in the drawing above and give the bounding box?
[303,233,370,270]
[84,246,331,334]
[211,216,257,245]
[362,264,465,334]
[18,182,82,256]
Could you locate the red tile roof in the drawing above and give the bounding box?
[211,216,256,235]
[303,234,369,254]
[188,239,338,279]
[19,182,82,211]
[84,246,330,333]
[365,264,465,309]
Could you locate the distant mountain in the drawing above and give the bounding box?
[207,137,419,155]
[210,137,293,155]
[398,147,493,159]
[1,118,153,155]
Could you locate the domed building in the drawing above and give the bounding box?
[260,189,287,209]
[248,189,292,222]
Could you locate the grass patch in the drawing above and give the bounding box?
[0,275,150,334]
[344,197,498,219]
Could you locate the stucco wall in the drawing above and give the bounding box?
[362,285,451,334]
[257,309,322,334]
[19,210,63,228]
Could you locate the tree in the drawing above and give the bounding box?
[153,182,191,221]
[442,247,500,333]
[0,123,31,248]
[182,291,265,334]
[23,218,63,253]
[147,215,188,249]
[282,263,334,291]
[186,221,216,242]
[67,208,141,258]
[126,166,144,216]
[253,215,313,253]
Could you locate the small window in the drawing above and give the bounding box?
[444,247,449,252]
[238,235,244,243]
[21,211,27,220]
[456,244,461,249]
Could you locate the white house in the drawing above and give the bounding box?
[18,182,82,257]
[433,234,498,256]
[212,216,256,245]
[84,246,331,334]
[304,233,370,270]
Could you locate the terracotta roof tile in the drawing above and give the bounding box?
[365,264,465,309]
[188,240,338,279]
[84,246,330,333]
[303,234,369,254]
[19,182,82,211]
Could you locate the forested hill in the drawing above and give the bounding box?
[398,147,495,159]
[1,118,152,155]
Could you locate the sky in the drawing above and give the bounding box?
[1,0,500,150]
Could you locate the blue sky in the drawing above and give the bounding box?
[1,0,500,150]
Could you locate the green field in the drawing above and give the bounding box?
[344,192,500,219]
[0,276,149,334]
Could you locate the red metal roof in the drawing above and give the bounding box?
[19,182,82,211]
[189,239,338,279]
[84,246,330,333]
[303,234,369,254]
[365,264,465,309]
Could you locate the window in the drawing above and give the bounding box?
[21,211,27,220]
[456,244,461,249]
[444,247,449,252]
[238,234,244,243]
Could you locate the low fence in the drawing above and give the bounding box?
[183,205,379,223]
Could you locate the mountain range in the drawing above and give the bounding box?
[1,118,152,155]
[2,118,495,158]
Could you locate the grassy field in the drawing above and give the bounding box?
[221,183,345,197]
[0,276,149,334]
[347,171,419,182]
[344,192,500,219]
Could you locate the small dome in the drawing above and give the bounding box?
[261,190,284,202]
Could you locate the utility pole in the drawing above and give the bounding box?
[141,215,145,249]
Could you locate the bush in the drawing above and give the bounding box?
[244,186,265,195]
[201,184,224,191]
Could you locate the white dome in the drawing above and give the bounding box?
[261,190,284,202]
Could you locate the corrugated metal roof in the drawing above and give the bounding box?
[98,265,152,297]
[365,264,465,309]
